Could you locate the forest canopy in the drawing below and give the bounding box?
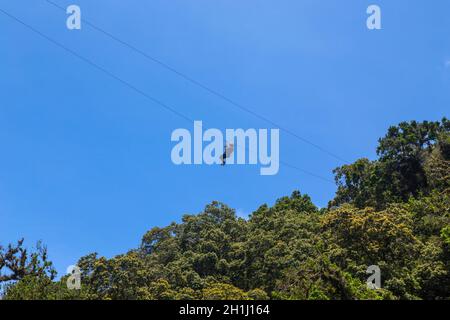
[1,118,449,300]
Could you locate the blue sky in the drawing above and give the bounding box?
[1,0,449,276]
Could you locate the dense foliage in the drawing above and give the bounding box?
[1,119,449,300]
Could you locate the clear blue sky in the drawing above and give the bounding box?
[1,0,449,276]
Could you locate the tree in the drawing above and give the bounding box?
[201,283,250,300]
[0,239,56,283]
[4,118,450,300]
[331,118,449,209]
[322,204,421,298]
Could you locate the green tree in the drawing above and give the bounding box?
[0,239,56,284]
[331,119,449,209]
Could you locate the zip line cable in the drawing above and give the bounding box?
[45,0,349,165]
[0,8,335,185]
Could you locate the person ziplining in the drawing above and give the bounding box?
[220,142,234,165]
